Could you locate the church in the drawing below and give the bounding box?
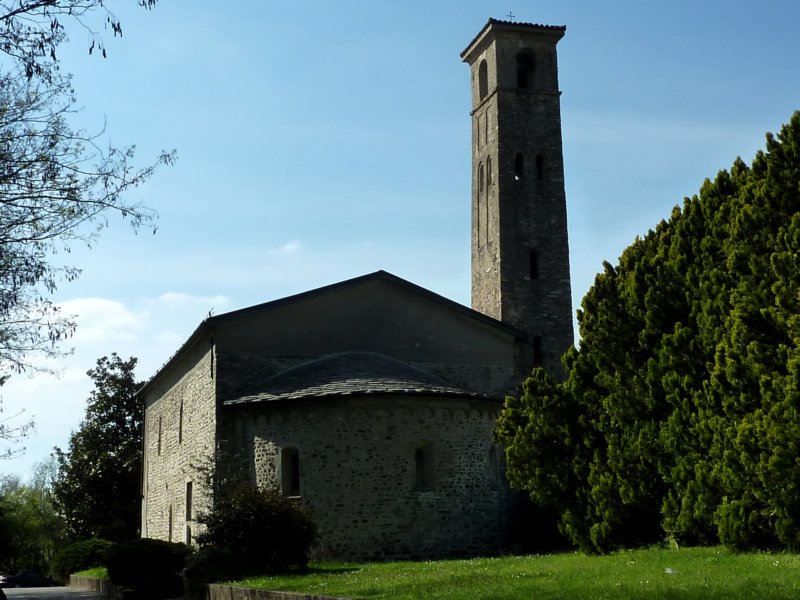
[139,18,573,560]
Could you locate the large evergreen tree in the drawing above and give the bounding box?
[52,354,143,542]
[497,112,800,553]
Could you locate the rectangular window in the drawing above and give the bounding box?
[281,447,301,496]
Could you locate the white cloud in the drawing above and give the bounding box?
[153,292,229,307]
[58,297,145,345]
[0,291,234,480]
[268,239,303,256]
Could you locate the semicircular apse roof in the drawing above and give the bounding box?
[225,351,492,404]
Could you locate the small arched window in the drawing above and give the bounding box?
[514,153,525,181]
[487,446,500,488]
[414,441,434,489]
[516,49,535,89]
[478,60,488,100]
[533,336,543,365]
[536,153,545,180]
[478,162,485,197]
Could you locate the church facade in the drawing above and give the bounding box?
[139,19,572,560]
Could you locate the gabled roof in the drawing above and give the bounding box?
[225,351,495,405]
[138,270,522,397]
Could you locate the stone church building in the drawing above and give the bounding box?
[140,19,573,560]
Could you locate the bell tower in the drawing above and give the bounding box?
[461,19,573,377]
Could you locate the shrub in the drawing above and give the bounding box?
[184,546,246,585]
[106,538,192,598]
[52,538,116,581]
[193,485,317,580]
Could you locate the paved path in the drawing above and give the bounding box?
[3,588,104,600]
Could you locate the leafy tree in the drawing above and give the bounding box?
[0,459,66,574]
[0,405,33,460]
[0,0,171,430]
[497,111,800,553]
[0,1,158,82]
[52,354,143,542]
[51,538,114,581]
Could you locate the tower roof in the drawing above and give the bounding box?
[461,18,566,62]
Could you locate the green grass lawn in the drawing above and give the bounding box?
[233,546,800,600]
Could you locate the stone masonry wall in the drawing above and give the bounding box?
[225,394,510,560]
[142,338,217,545]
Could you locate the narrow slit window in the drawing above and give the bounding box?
[157,416,162,456]
[178,401,184,444]
[536,153,545,180]
[478,162,485,197]
[185,481,193,521]
[281,447,301,496]
[168,505,173,543]
[487,156,493,190]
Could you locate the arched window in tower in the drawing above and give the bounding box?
[536,153,545,180]
[478,60,488,100]
[516,49,535,89]
[529,249,539,280]
[487,156,493,190]
[478,162,485,197]
[514,152,525,181]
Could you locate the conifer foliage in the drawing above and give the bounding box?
[497,112,800,553]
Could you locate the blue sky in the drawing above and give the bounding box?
[2,0,799,479]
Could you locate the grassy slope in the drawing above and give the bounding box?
[234,547,800,600]
[72,567,109,578]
